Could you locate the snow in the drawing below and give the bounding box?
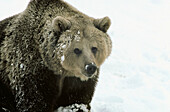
[1,0,170,112]
[74,34,81,42]
[77,31,80,35]
[2,107,8,112]
[20,63,24,69]
[61,55,65,63]
[55,104,89,112]
[61,45,67,49]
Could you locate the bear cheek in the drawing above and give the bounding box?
[96,49,107,66]
[61,59,72,71]
[61,54,79,72]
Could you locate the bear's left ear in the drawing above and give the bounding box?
[52,16,71,35]
[93,16,111,33]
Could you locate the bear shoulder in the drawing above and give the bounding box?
[0,15,18,45]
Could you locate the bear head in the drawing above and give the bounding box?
[40,15,112,81]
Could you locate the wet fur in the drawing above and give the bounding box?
[0,0,111,111]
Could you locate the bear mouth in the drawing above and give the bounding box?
[68,66,98,80]
[82,69,97,78]
[77,71,97,81]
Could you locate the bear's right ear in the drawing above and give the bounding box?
[52,16,71,35]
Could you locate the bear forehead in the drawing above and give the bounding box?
[72,37,98,47]
[70,28,104,44]
[71,25,106,39]
[70,28,105,49]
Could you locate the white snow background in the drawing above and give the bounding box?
[0,0,170,112]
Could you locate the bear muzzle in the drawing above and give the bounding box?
[84,63,97,77]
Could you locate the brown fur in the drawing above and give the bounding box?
[0,0,112,111]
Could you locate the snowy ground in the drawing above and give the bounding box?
[1,0,170,112]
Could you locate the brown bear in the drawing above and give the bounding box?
[0,0,112,112]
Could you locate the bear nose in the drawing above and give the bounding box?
[85,63,97,77]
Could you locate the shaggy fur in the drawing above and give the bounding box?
[0,0,112,111]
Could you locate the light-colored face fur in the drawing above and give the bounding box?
[41,16,112,81]
[61,26,110,81]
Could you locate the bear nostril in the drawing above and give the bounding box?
[85,63,97,77]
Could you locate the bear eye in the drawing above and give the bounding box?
[74,48,82,55]
[91,47,98,54]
